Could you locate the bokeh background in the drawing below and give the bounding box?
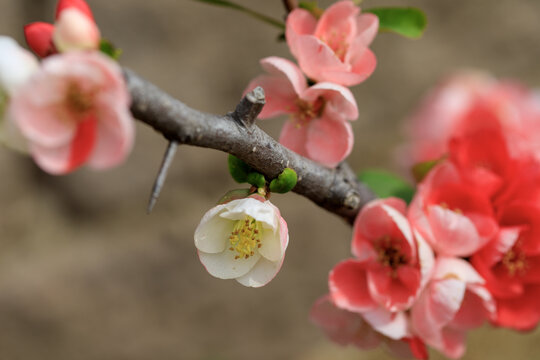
[1,0,540,359]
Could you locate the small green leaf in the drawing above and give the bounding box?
[228,155,252,183]
[217,189,251,204]
[99,39,122,60]
[269,168,298,194]
[247,172,266,188]
[364,7,427,39]
[358,169,415,204]
[412,158,441,183]
[192,0,285,29]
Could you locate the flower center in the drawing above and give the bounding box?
[228,216,262,260]
[502,246,527,277]
[320,30,349,61]
[66,82,94,116]
[440,202,463,214]
[293,97,325,128]
[375,235,408,277]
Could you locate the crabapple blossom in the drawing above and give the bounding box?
[411,257,495,359]
[409,161,498,257]
[329,198,434,313]
[310,295,428,359]
[25,0,99,57]
[194,196,288,287]
[286,0,378,86]
[245,56,358,168]
[0,36,38,152]
[10,51,134,174]
[472,202,540,330]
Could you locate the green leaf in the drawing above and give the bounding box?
[269,168,298,194]
[358,169,415,203]
[411,158,441,183]
[364,7,427,39]
[246,172,266,188]
[217,189,251,204]
[192,0,285,29]
[99,39,122,60]
[228,155,252,183]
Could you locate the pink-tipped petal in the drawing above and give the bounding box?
[56,0,94,21]
[53,8,101,52]
[329,259,378,313]
[236,256,282,287]
[260,56,307,96]
[362,308,410,340]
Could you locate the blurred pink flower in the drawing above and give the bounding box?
[245,56,358,168]
[310,295,428,359]
[409,162,498,257]
[286,0,378,86]
[25,0,99,57]
[194,196,288,288]
[330,198,434,313]
[10,51,134,174]
[411,257,495,359]
[400,71,540,168]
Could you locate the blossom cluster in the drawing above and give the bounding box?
[244,0,378,168]
[0,0,133,174]
[311,71,540,359]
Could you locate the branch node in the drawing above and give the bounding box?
[233,86,265,127]
[147,141,179,214]
[343,191,361,210]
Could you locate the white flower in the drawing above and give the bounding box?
[0,36,39,152]
[194,196,289,287]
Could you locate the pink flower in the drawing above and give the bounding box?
[10,51,134,174]
[25,0,99,57]
[286,0,378,86]
[400,71,540,168]
[245,56,358,168]
[194,196,288,287]
[411,257,495,359]
[472,203,540,331]
[310,295,428,359]
[409,161,498,257]
[329,198,434,313]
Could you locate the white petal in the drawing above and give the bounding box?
[194,205,234,253]
[198,249,260,280]
[220,198,278,230]
[362,308,410,340]
[0,36,38,95]
[258,228,282,262]
[236,256,282,287]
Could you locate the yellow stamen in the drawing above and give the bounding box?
[228,216,263,260]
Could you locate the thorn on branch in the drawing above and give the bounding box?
[233,86,265,127]
[147,141,179,214]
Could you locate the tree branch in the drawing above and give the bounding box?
[123,68,376,224]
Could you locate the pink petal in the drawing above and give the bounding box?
[260,57,307,96]
[302,82,358,120]
[314,1,358,55]
[56,0,95,21]
[329,259,378,313]
[30,142,71,175]
[245,75,296,119]
[305,117,353,168]
[87,103,134,169]
[279,119,309,158]
[362,308,410,340]
[294,36,349,83]
[427,205,482,257]
[24,22,55,58]
[285,9,317,58]
[355,13,379,47]
[440,327,466,359]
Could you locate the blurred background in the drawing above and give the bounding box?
[1,0,540,359]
